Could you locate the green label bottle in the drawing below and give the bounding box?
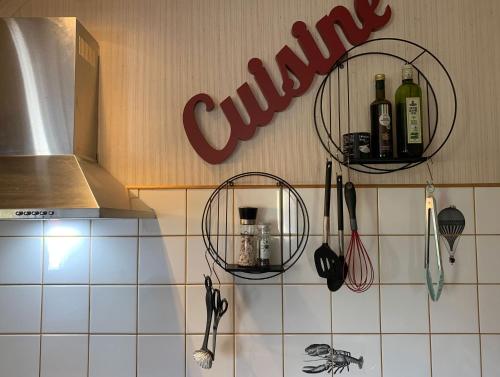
[370,74,393,159]
[395,64,424,157]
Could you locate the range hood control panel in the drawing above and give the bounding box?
[15,210,55,217]
[0,210,57,219]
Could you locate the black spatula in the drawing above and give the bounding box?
[327,174,348,291]
[314,161,338,278]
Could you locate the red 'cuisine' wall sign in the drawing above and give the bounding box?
[183,0,392,164]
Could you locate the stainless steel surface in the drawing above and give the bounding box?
[0,18,155,219]
[0,18,76,156]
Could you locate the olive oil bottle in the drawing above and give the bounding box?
[395,65,424,157]
[370,74,393,159]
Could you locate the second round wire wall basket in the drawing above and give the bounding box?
[314,37,457,174]
[202,172,310,280]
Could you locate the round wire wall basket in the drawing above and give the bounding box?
[314,37,457,174]
[201,172,309,280]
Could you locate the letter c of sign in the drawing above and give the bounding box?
[183,94,238,165]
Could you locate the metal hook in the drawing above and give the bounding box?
[426,159,434,185]
[334,153,343,174]
[204,248,213,279]
[212,256,221,287]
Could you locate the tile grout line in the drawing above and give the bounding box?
[377,187,384,377]
[87,220,93,377]
[136,217,140,377]
[184,189,188,377]
[281,274,285,377]
[38,220,45,377]
[473,188,483,377]
[0,281,495,287]
[0,331,495,336]
[232,188,236,377]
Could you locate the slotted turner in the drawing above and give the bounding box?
[314,160,338,278]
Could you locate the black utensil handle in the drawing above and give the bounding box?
[202,282,213,349]
[344,181,358,231]
[324,161,332,217]
[337,175,343,231]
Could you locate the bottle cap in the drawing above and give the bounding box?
[402,64,413,80]
[239,207,258,221]
[375,73,385,81]
[257,224,269,231]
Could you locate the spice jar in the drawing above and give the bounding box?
[257,224,271,266]
[237,207,258,266]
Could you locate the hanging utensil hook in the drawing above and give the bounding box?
[426,159,434,185]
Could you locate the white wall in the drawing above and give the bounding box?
[0,185,499,377]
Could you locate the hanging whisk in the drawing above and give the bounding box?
[344,182,374,293]
[438,206,465,264]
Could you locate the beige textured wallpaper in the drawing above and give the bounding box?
[1,0,497,186]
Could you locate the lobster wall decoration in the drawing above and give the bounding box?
[303,344,364,375]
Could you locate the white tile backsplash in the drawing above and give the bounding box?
[379,236,424,283]
[41,335,88,377]
[234,285,282,333]
[43,286,89,333]
[0,335,40,377]
[380,285,429,333]
[475,187,500,234]
[481,335,500,377]
[139,189,187,235]
[43,237,90,284]
[138,285,185,333]
[283,285,330,333]
[91,219,138,236]
[378,188,425,234]
[332,285,380,333]
[478,285,500,333]
[139,335,185,377]
[431,335,481,377]
[0,237,42,284]
[382,334,430,377]
[0,185,496,377]
[0,286,41,333]
[91,237,137,284]
[187,188,233,236]
[90,286,137,333]
[89,335,136,377]
[235,335,282,377]
[296,187,335,236]
[0,220,42,236]
[477,235,500,283]
[429,285,478,333]
[44,220,90,237]
[139,236,185,284]
[186,236,233,284]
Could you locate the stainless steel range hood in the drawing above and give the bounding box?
[0,17,155,219]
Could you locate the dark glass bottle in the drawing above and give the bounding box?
[395,65,424,157]
[370,74,393,159]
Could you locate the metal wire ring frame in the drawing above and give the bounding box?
[313,37,458,174]
[201,172,310,280]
